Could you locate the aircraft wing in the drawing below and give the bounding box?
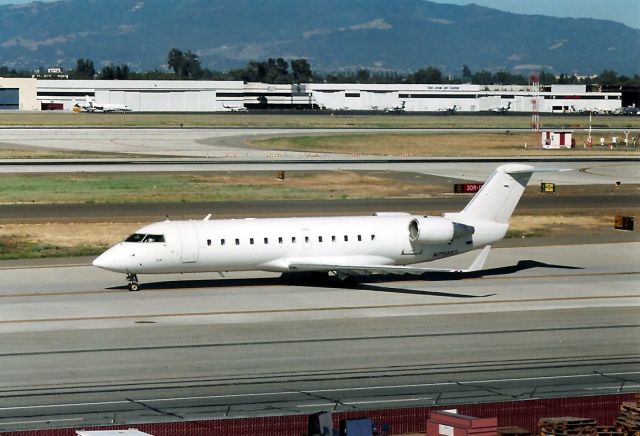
[288,246,491,276]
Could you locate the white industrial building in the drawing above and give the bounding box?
[36,79,245,112]
[0,77,39,110]
[0,78,623,113]
[309,83,621,113]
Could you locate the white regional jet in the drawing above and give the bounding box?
[77,99,132,113]
[93,164,542,291]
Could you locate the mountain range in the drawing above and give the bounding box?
[0,0,638,75]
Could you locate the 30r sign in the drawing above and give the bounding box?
[454,183,483,194]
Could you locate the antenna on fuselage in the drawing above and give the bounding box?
[204,214,212,221]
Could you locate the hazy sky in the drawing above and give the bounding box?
[0,0,638,29]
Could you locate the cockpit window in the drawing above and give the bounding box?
[143,234,165,243]
[125,233,165,243]
[125,233,145,242]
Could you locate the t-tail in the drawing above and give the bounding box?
[444,164,536,247]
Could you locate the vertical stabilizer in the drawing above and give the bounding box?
[458,164,534,224]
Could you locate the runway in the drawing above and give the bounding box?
[0,242,638,431]
[1,128,639,184]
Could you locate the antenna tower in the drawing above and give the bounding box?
[530,74,540,131]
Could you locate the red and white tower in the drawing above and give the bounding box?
[530,74,540,132]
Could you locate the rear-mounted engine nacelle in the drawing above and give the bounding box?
[408,217,474,245]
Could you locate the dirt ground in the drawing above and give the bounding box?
[0,172,636,255]
[0,213,626,249]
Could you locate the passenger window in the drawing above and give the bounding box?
[207,239,211,246]
[221,239,226,245]
[357,235,362,241]
[305,236,309,243]
[344,235,348,242]
[332,235,336,242]
[292,237,296,243]
[264,237,269,244]
[278,237,283,244]
[371,234,376,241]
[250,238,254,245]
[235,238,240,245]
[318,236,323,243]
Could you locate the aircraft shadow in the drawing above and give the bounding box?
[347,260,583,297]
[107,260,581,297]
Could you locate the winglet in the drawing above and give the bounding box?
[466,245,491,272]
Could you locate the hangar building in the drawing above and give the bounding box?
[0,77,622,113]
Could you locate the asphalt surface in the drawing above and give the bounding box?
[0,191,637,222]
[0,243,638,431]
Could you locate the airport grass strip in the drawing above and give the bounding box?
[250,132,639,156]
[0,235,104,260]
[0,172,369,204]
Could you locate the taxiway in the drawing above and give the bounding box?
[0,242,638,430]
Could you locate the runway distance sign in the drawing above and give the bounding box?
[540,182,556,193]
[454,183,483,194]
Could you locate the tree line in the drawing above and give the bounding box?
[2,49,638,86]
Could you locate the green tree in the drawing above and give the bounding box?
[100,64,130,80]
[167,48,202,79]
[412,66,442,83]
[462,64,472,79]
[355,68,370,83]
[264,58,290,83]
[167,48,184,75]
[537,70,556,85]
[597,69,618,85]
[471,70,492,85]
[73,58,95,79]
[291,58,312,83]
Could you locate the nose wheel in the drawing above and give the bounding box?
[126,274,140,292]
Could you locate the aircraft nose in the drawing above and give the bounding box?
[93,246,127,272]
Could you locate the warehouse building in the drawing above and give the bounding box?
[36,80,245,112]
[0,77,622,113]
[309,83,622,113]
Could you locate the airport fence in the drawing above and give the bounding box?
[2,393,636,436]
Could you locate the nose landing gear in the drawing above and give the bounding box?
[126,273,140,291]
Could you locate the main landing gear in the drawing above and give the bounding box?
[126,273,140,292]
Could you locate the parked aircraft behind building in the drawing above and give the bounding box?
[74,99,131,113]
[93,164,550,291]
[490,102,512,114]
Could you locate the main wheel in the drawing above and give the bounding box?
[128,282,140,292]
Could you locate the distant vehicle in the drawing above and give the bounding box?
[93,164,557,291]
[490,102,511,114]
[75,99,131,113]
[222,103,248,112]
[621,106,640,115]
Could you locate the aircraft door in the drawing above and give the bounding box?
[178,222,199,263]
